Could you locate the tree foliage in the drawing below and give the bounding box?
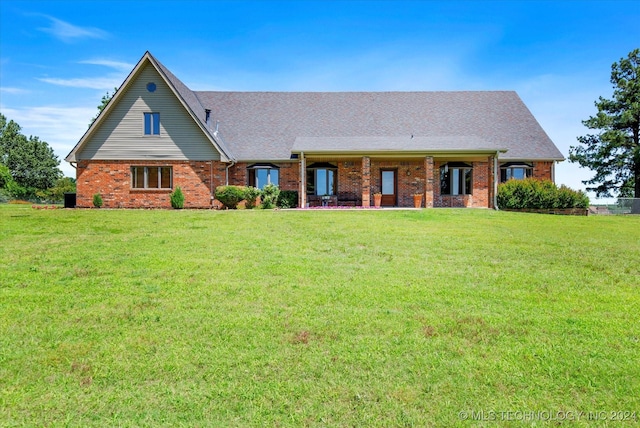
[89,87,118,126]
[569,48,640,198]
[0,113,63,199]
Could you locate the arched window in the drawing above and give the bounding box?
[440,162,472,195]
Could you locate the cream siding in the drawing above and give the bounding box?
[76,64,220,161]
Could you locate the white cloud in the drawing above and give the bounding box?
[0,87,30,94]
[38,76,123,90]
[37,15,109,43]
[1,105,95,177]
[79,59,134,72]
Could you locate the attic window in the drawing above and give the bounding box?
[146,82,156,92]
[144,112,160,135]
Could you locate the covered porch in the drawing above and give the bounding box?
[296,153,500,209]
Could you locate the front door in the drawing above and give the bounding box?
[381,169,397,206]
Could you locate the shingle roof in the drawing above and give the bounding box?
[293,136,506,153]
[151,54,234,160]
[194,91,564,161]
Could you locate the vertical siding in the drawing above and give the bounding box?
[77,64,220,161]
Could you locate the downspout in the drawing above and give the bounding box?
[493,152,500,210]
[300,152,306,208]
[551,161,556,183]
[210,160,214,205]
[225,160,235,186]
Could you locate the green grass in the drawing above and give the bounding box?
[1,205,639,427]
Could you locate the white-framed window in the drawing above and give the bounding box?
[131,166,172,189]
[144,112,160,135]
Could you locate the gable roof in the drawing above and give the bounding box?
[65,52,233,163]
[195,91,564,161]
[66,52,564,164]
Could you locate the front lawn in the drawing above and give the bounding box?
[1,205,639,426]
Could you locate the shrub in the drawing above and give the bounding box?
[277,190,298,208]
[170,186,185,209]
[244,186,262,209]
[261,183,280,209]
[92,193,103,208]
[497,178,589,209]
[215,185,246,209]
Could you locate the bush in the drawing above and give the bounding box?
[170,186,185,209]
[497,178,589,209]
[261,183,280,209]
[215,185,246,209]
[277,190,298,208]
[92,193,103,208]
[244,186,262,209]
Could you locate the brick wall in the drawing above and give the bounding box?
[533,161,554,181]
[76,160,225,208]
[230,162,300,192]
[368,160,426,207]
[432,160,491,208]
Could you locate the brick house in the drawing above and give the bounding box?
[65,52,564,209]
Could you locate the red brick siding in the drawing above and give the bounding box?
[532,161,553,181]
[432,160,491,208]
[76,160,225,208]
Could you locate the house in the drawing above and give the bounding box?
[65,52,564,209]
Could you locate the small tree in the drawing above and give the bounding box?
[261,183,280,209]
[170,186,185,209]
[244,186,261,209]
[215,185,246,209]
[92,193,103,208]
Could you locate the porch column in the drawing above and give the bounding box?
[361,156,371,207]
[424,156,434,208]
[299,154,306,208]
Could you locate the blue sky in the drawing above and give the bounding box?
[1,0,638,201]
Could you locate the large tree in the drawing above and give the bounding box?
[569,48,640,199]
[0,113,63,199]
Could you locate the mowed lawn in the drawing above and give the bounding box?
[1,205,639,427]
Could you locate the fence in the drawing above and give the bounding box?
[590,198,640,215]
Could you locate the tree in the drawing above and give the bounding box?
[569,49,640,200]
[90,87,118,126]
[0,113,63,199]
[36,177,76,203]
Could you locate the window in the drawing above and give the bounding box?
[306,163,337,196]
[500,163,533,182]
[440,162,472,195]
[247,164,279,189]
[131,166,172,189]
[144,112,160,135]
